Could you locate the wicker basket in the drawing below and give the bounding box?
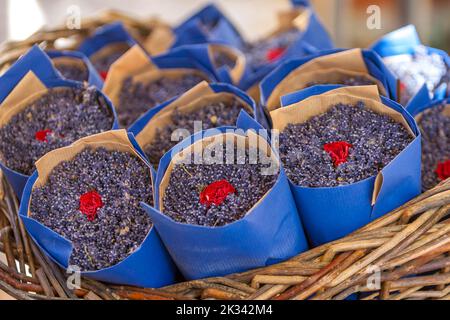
[1,11,450,301]
[1,169,449,300]
[0,10,166,75]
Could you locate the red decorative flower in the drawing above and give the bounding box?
[399,81,407,91]
[266,47,286,62]
[323,141,353,167]
[200,180,236,207]
[79,191,104,221]
[435,160,450,181]
[100,71,108,80]
[35,129,53,142]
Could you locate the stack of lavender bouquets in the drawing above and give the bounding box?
[0,2,448,287]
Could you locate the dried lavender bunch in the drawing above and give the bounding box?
[117,74,206,127]
[279,102,413,187]
[144,98,251,168]
[244,29,300,72]
[306,75,376,88]
[383,46,448,105]
[54,62,89,82]
[0,86,114,175]
[213,51,236,70]
[163,144,278,227]
[30,147,153,271]
[417,105,450,190]
[91,45,130,73]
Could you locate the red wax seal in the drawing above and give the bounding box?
[435,160,450,181]
[79,191,104,221]
[35,129,53,142]
[200,180,236,207]
[100,71,108,80]
[266,47,286,62]
[323,141,353,167]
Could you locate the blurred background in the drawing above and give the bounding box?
[0,0,449,51]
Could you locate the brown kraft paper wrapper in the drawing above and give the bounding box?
[51,57,88,77]
[142,22,175,56]
[270,85,415,204]
[0,72,48,126]
[30,129,151,193]
[90,42,131,66]
[103,45,210,116]
[270,7,311,38]
[244,8,311,103]
[135,81,254,150]
[159,131,279,211]
[266,49,387,111]
[208,44,246,85]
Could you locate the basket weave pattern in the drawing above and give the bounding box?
[1,170,449,300]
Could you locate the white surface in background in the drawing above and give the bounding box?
[4,0,292,42]
[7,0,45,40]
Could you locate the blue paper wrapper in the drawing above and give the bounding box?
[0,46,119,198]
[260,48,398,112]
[371,25,450,102]
[18,130,177,288]
[238,6,334,93]
[152,44,220,82]
[46,50,103,89]
[171,3,333,97]
[406,84,450,118]
[271,85,422,246]
[173,3,244,49]
[141,119,308,280]
[104,43,220,88]
[371,25,421,57]
[78,21,137,57]
[103,44,222,128]
[207,43,248,86]
[405,84,436,117]
[78,22,137,73]
[291,0,310,6]
[129,81,258,139]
